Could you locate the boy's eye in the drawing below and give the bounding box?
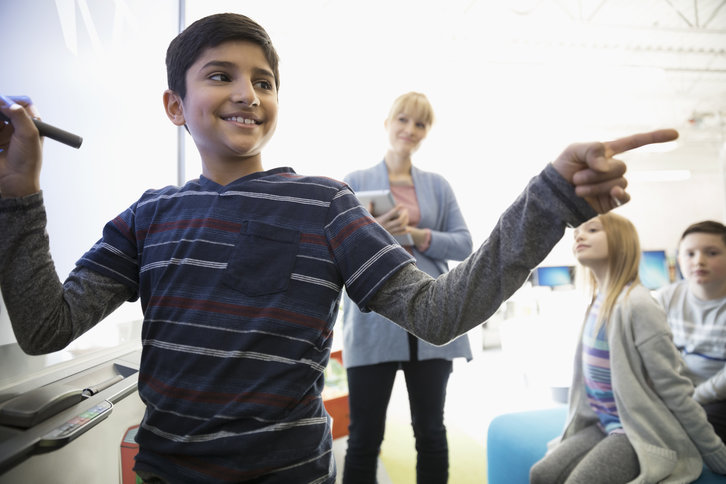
[416,122,426,129]
[209,73,230,82]
[254,79,273,90]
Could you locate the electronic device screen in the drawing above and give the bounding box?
[533,266,574,288]
[639,250,670,290]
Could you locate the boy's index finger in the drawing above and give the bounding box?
[8,95,32,106]
[0,95,41,133]
[8,96,41,120]
[605,129,679,156]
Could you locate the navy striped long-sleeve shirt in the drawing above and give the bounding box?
[77,168,413,482]
[1,163,600,481]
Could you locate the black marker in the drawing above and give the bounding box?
[0,111,83,149]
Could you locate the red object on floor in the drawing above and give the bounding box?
[120,425,140,484]
[324,350,350,439]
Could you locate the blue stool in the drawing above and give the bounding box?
[486,406,726,484]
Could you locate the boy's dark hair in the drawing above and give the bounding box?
[166,13,280,100]
[681,220,726,246]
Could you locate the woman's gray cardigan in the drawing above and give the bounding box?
[341,161,473,368]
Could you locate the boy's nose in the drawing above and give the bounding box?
[231,81,260,107]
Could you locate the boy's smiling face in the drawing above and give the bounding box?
[164,40,278,182]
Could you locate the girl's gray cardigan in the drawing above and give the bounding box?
[561,284,726,483]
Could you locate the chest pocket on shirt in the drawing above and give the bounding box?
[223,221,300,296]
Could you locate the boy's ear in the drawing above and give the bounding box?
[163,90,186,127]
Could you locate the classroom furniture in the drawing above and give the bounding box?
[487,406,726,484]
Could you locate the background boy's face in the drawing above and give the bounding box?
[167,40,278,168]
[678,232,726,287]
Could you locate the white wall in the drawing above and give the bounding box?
[1,0,724,344]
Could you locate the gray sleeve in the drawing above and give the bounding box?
[653,286,668,309]
[0,192,133,355]
[369,164,596,345]
[694,367,726,405]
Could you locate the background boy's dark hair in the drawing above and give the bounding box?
[165,13,281,100]
[681,220,726,246]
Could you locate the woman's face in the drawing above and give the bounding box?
[573,218,609,270]
[385,111,429,156]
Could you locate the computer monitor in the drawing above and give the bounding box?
[533,266,574,288]
[639,250,670,290]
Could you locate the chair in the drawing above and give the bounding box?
[486,406,726,484]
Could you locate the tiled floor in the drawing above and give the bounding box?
[332,325,562,483]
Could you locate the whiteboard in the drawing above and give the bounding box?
[0,0,180,345]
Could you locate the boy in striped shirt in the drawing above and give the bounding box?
[0,12,677,483]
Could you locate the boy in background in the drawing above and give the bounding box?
[656,221,726,443]
[0,13,677,483]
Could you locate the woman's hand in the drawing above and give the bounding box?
[376,205,410,236]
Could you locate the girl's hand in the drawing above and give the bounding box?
[0,95,44,197]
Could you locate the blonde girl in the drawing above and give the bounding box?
[530,213,726,484]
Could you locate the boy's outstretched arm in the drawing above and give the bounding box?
[1,192,134,354]
[369,129,679,344]
[0,96,134,353]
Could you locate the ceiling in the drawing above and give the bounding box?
[461,0,726,83]
[195,0,726,173]
[453,0,726,172]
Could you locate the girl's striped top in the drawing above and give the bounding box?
[582,293,624,434]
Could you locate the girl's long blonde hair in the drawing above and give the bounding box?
[583,213,642,330]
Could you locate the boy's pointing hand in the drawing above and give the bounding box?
[552,129,679,213]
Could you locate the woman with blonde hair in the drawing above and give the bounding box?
[341,92,472,483]
[530,213,726,483]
